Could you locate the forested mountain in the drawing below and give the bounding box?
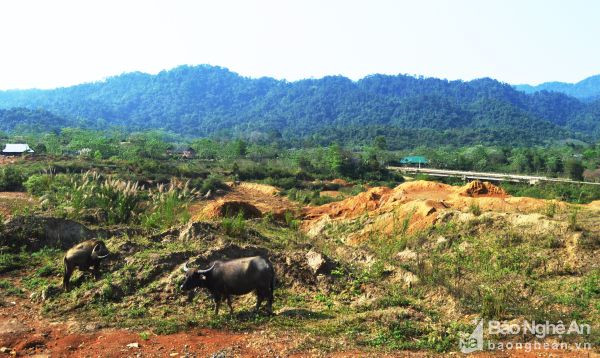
[515,74,600,101]
[0,65,598,147]
[0,108,77,133]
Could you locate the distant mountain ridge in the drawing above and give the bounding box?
[515,74,600,101]
[0,65,598,147]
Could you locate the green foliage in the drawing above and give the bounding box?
[39,171,143,224]
[0,166,25,191]
[0,252,28,273]
[543,201,557,218]
[468,202,482,216]
[222,211,246,236]
[564,158,585,181]
[0,279,23,296]
[501,181,600,204]
[1,65,597,145]
[568,207,580,231]
[24,174,55,196]
[142,179,196,230]
[284,211,299,229]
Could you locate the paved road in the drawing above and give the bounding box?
[388,166,600,186]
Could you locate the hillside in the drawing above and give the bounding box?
[515,74,600,101]
[1,179,599,355]
[0,65,599,146]
[0,108,77,134]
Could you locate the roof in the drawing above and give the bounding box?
[400,156,428,164]
[2,144,34,153]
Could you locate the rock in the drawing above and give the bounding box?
[435,236,448,246]
[305,249,334,275]
[0,347,10,353]
[127,342,140,349]
[0,215,99,251]
[178,221,218,241]
[396,249,417,262]
[84,323,101,332]
[169,353,179,357]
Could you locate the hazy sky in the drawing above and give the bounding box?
[0,0,599,89]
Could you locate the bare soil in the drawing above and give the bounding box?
[189,182,298,221]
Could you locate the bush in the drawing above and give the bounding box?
[142,179,196,230]
[199,176,228,195]
[39,171,144,224]
[469,202,482,216]
[24,174,54,196]
[0,166,25,191]
[222,211,246,236]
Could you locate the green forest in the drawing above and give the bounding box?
[0,65,599,148]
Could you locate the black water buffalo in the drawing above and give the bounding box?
[181,256,275,315]
[63,240,110,291]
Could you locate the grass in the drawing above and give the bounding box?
[222,211,246,236]
[0,279,24,297]
[468,201,482,216]
[2,159,599,354]
[0,252,28,273]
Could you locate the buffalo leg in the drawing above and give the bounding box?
[226,295,234,315]
[266,288,274,314]
[63,264,73,291]
[255,291,264,313]
[92,265,101,280]
[213,294,222,315]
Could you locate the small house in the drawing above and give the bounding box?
[2,143,34,156]
[399,156,428,168]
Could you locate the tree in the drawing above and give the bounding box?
[564,159,585,181]
[546,156,563,176]
[373,136,387,150]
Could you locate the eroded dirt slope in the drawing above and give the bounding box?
[302,180,581,245]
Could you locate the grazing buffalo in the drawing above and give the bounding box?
[181,256,275,315]
[63,240,110,291]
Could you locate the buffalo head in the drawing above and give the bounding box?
[90,241,110,260]
[180,262,215,290]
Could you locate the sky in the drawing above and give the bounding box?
[0,0,599,90]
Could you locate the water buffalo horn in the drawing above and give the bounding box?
[92,244,109,259]
[197,263,215,274]
[182,262,190,272]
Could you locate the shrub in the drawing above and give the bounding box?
[24,174,55,196]
[0,166,25,191]
[568,207,580,231]
[222,211,246,236]
[469,202,482,216]
[199,176,228,195]
[142,179,196,230]
[543,201,557,218]
[40,171,144,224]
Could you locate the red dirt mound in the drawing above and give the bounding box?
[202,200,263,219]
[302,180,573,244]
[457,180,507,197]
[190,182,298,221]
[303,186,392,221]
